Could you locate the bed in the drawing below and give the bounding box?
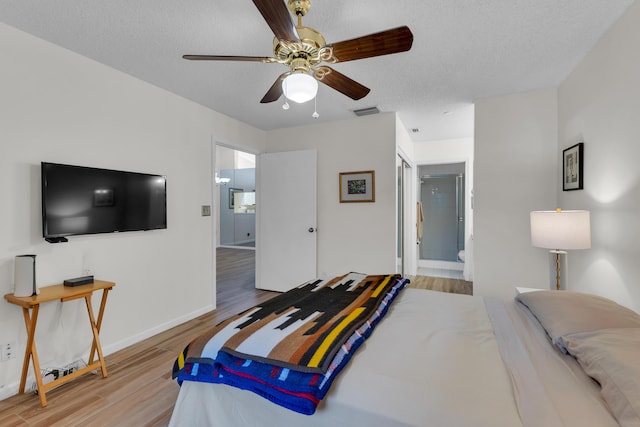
[169,274,640,427]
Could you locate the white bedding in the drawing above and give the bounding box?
[169,288,619,427]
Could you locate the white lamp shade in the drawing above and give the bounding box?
[530,210,591,250]
[282,73,318,103]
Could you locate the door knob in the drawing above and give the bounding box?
[308,227,316,233]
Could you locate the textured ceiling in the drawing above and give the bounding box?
[0,1,633,142]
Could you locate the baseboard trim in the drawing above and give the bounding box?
[418,259,464,271]
[0,385,18,401]
[0,304,215,402]
[218,245,255,251]
[102,304,215,356]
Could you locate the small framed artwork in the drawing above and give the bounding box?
[229,188,242,209]
[339,170,375,203]
[563,142,584,191]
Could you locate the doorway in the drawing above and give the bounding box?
[418,162,465,278]
[215,144,257,306]
[255,149,317,292]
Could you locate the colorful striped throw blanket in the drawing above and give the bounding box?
[172,273,408,414]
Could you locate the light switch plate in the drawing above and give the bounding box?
[201,205,211,216]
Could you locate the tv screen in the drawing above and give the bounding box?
[41,162,167,242]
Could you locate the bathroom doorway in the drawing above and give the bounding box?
[418,162,465,278]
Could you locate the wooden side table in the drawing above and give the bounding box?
[4,279,115,407]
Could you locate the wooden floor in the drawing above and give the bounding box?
[0,249,472,426]
[407,275,473,295]
[0,247,276,427]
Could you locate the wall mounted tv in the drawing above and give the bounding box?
[41,162,167,243]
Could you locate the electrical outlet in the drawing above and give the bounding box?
[1,341,17,362]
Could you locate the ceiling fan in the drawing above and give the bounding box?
[183,0,414,104]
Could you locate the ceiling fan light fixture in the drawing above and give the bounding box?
[282,72,318,103]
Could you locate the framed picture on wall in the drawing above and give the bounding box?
[563,143,584,191]
[339,170,375,203]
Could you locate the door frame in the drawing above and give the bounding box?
[211,139,261,308]
[397,148,417,277]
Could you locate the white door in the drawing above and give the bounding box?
[256,149,317,292]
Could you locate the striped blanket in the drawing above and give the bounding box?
[172,273,408,414]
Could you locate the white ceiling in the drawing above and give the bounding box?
[1,1,633,142]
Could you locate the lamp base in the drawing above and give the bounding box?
[548,250,568,290]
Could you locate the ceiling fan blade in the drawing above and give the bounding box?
[328,26,413,63]
[260,72,289,103]
[315,67,370,100]
[182,55,275,63]
[252,0,299,42]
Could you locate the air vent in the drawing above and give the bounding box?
[353,106,380,117]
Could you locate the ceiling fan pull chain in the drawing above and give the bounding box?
[312,95,319,119]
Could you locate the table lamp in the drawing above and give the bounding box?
[530,209,591,290]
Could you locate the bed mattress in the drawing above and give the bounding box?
[169,288,619,427]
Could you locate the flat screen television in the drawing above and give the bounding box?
[41,162,167,242]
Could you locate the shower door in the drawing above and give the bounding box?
[420,174,465,262]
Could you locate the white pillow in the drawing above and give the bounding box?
[516,291,640,351]
[560,329,640,427]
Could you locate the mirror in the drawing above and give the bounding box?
[234,191,255,213]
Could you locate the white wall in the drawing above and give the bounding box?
[265,113,398,276]
[395,115,415,161]
[558,1,640,312]
[473,2,640,312]
[0,24,265,395]
[474,89,558,299]
[413,138,473,164]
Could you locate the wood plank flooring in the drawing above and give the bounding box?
[407,275,473,295]
[0,247,276,427]
[0,249,472,426]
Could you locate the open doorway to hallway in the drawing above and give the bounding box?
[215,145,257,302]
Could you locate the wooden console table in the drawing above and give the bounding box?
[4,280,115,407]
